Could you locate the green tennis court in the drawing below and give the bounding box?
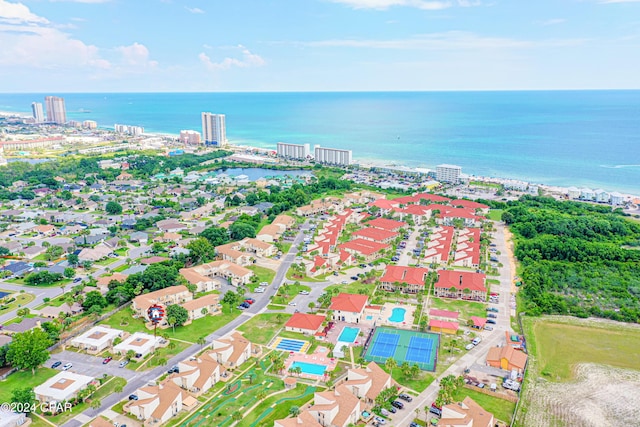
[363,326,439,371]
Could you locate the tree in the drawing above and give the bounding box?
[105,201,123,215]
[67,253,79,266]
[200,226,229,247]
[151,242,164,254]
[289,406,301,417]
[229,222,256,240]
[82,290,107,311]
[186,237,216,264]
[90,398,102,410]
[222,290,239,306]
[166,304,188,332]
[232,411,243,421]
[197,336,207,347]
[45,245,64,261]
[114,383,124,393]
[25,271,63,286]
[385,357,397,372]
[11,387,36,406]
[63,267,76,278]
[6,329,52,375]
[126,350,136,361]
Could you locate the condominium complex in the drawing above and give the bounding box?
[115,124,144,136]
[436,164,462,184]
[180,130,201,145]
[276,142,310,160]
[83,120,98,129]
[31,102,44,123]
[314,145,352,166]
[45,96,66,124]
[201,113,226,146]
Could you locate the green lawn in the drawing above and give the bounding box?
[237,313,291,345]
[487,209,504,221]
[266,304,285,310]
[0,368,58,403]
[114,248,129,256]
[94,257,119,266]
[381,364,434,393]
[429,297,486,320]
[246,265,276,288]
[324,281,375,297]
[525,317,640,381]
[112,264,129,272]
[279,243,292,254]
[0,291,35,312]
[285,270,325,282]
[271,283,311,305]
[101,306,242,343]
[451,386,516,423]
[240,384,317,427]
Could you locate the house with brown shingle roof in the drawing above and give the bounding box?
[132,285,191,321]
[437,396,494,427]
[172,355,221,396]
[343,362,396,405]
[209,332,256,370]
[127,379,189,425]
[215,243,253,266]
[189,260,253,287]
[307,385,361,427]
[179,267,219,293]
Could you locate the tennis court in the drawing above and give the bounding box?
[363,326,439,371]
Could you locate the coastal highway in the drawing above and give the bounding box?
[60,221,310,427]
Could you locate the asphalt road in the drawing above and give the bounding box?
[60,223,310,427]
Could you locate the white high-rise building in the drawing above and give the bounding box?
[45,96,66,124]
[114,124,144,136]
[201,112,227,146]
[277,142,310,160]
[31,102,44,123]
[313,146,352,166]
[436,164,462,184]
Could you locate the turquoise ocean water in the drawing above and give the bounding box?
[1,91,639,194]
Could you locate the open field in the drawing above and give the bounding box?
[429,297,486,319]
[451,387,516,423]
[0,368,57,403]
[516,316,640,427]
[237,313,291,345]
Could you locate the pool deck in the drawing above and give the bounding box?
[378,302,417,328]
[324,320,372,347]
[284,347,337,381]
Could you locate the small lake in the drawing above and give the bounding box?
[0,291,10,299]
[218,168,312,181]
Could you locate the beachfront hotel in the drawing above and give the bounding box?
[31,102,44,123]
[201,112,227,146]
[436,164,462,184]
[180,130,201,145]
[45,96,66,124]
[277,142,310,160]
[314,145,352,166]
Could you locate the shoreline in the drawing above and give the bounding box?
[1,111,638,200]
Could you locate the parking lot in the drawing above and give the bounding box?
[48,350,139,380]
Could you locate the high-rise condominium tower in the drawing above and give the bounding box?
[45,96,67,124]
[31,102,44,123]
[201,112,227,146]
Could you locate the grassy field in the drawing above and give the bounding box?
[237,313,291,345]
[240,384,317,426]
[246,265,276,286]
[324,281,375,296]
[0,368,58,403]
[271,283,311,305]
[0,291,35,311]
[525,316,640,381]
[487,209,504,221]
[451,387,516,422]
[429,297,486,319]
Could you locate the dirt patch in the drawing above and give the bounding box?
[502,226,518,293]
[517,363,640,427]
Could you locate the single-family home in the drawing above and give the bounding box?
[285,313,326,335]
[70,326,125,354]
[34,371,95,405]
[486,346,528,374]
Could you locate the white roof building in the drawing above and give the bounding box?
[114,332,164,358]
[34,371,94,404]
[70,326,125,353]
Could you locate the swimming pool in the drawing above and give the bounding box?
[290,361,327,376]
[366,315,373,321]
[388,307,406,323]
[338,326,360,343]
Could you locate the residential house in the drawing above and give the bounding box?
[1,317,47,335]
[209,332,255,370]
[434,270,487,301]
[156,220,187,233]
[366,217,407,232]
[189,261,253,287]
[129,231,149,244]
[1,261,32,278]
[329,293,368,324]
[171,355,221,396]
[437,397,494,427]
[338,239,389,263]
[34,371,95,404]
[379,265,430,294]
[39,302,84,319]
[22,245,46,260]
[114,332,164,359]
[132,285,191,321]
[33,224,56,236]
[274,412,323,427]
[215,243,253,266]
[285,313,326,335]
[179,268,220,293]
[306,385,361,427]
[127,380,189,425]
[70,326,125,354]
[351,227,398,244]
[343,362,395,406]
[486,346,528,374]
[181,294,221,321]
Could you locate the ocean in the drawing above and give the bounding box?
[1,91,639,194]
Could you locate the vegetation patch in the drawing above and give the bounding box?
[237,313,291,345]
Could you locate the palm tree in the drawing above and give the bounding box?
[114,383,124,394]
[197,336,207,347]
[257,390,267,401]
[385,357,397,372]
[232,411,242,421]
[90,398,101,410]
[168,341,176,350]
[293,366,302,377]
[289,406,301,417]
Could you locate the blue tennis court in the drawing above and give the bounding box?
[363,326,439,371]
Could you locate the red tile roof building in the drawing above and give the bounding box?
[380,265,430,293]
[338,239,389,262]
[434,270,487,301]
[366,217,407,232]
[429,319,459,334]
[330,293,368,324]
[351,227,398,244]
[285,313,326,335]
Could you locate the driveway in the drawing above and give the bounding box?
[48,350,139,381]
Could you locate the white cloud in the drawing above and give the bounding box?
[0,0,49,24]
[297,31,586,50]
[115,42,158,68]
[185,6,204,14]
[199,45,265,71]
[327,0,479,10]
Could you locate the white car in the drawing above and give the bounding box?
[374,416,386,424]
[260,282,269,286]
[255,287,265,293]
[465,343,474,351]
[288,302,297,306]
[62,363,73,371]
[299,290,310,295]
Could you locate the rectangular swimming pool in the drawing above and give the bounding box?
[338,326,360,343]
[290,361,327,376]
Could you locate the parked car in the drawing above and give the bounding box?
[51,361,62,369]
[255,287,266,293]
[487,307,499,312]
[350,276,359,281]
[429,405,442,417]
[410,423,420,427]
[484,326,494,331]
[244,298,255,304]
[103,356,113,364]
[299,290,310,295]
[391,400,404,409]
[128,394,139,401]
[465,343,475,350]
[486,319,497,324]
[73,277,82,283]
[119,360,129,368]
[487,313,497,318]
[373,417,386,424]
[388,406,397,414]
[62,363,73,371]
[288,302,297,306]
[167,365,179,374]
[398,393,413,402]
[380,408,390,417]
[472,337,482,345]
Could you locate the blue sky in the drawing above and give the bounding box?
[1,0,639,92]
